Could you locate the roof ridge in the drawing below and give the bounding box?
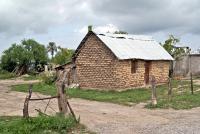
[97,33,154,41]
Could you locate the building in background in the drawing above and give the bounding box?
[173,53,200,77]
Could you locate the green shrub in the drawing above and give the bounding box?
[40,71,57,85]
[0,70,16,79]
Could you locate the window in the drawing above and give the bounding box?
[131,60,137,73]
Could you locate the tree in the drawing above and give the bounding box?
[1,39,48,75]
[47,42,57,59]
[1,44,27,73]
[161,35,188,60]
[52,46,74,65]
[161,35,189,77]
[22,39,48,68]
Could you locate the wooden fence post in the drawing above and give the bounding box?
[190,73,194,94]
[23,84,32,118]
[151,76,157,106]
[56,82,69,115]
[168,77,172,99]
[56,70,70,115]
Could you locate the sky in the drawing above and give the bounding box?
[0,0,200,55]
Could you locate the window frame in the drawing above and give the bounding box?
[131,60,137,74]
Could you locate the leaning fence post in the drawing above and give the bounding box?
[151,76,157,106]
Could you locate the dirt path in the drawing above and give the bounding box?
[0,79,200,134]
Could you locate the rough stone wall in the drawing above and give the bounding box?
[114,60,170,88]
[150,61,170,83]
[75,34,170,90]
[114,60,146,88]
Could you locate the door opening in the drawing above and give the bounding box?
[144,61,151,84]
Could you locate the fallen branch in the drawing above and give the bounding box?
[35,109,50,116]
[44,99,51,113]
[66,100,78,123]
[29,96,59,101]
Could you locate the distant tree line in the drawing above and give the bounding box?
[47,42,74,65]
[52,46,74,65]
[0,39,74,75]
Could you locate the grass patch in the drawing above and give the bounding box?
[68,88,152,105]
[0,115,88,134]
[0,70,16,80]
[22,75,39,81]
[11,79,200,109]
[146,80,200,110]
[12,83,56,96]
[146,83,200,110]
[12,83,152,105]
[145,92,200,109]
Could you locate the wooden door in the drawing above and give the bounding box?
[144,61,151,84]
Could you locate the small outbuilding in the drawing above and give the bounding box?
[173,53,200,77]
[65,28,173,90]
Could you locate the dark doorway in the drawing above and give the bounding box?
[144,61,151,84]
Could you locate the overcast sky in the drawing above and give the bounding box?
[0,0,200,55]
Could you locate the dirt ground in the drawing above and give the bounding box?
[0,79,200,134]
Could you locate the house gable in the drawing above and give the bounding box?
[75,33,119,89]
[73,31,117,61]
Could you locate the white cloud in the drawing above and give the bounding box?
[2,0,200,36]
[0,0,87,36]
[87,0,200,34]
[94,24,119,33]
[78,26,88,34]
[79,24,119,34]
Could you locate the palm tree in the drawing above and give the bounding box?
[47,42,57,59]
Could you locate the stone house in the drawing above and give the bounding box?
[62,29,173,90]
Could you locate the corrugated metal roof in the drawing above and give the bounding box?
[97,33,174,60]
